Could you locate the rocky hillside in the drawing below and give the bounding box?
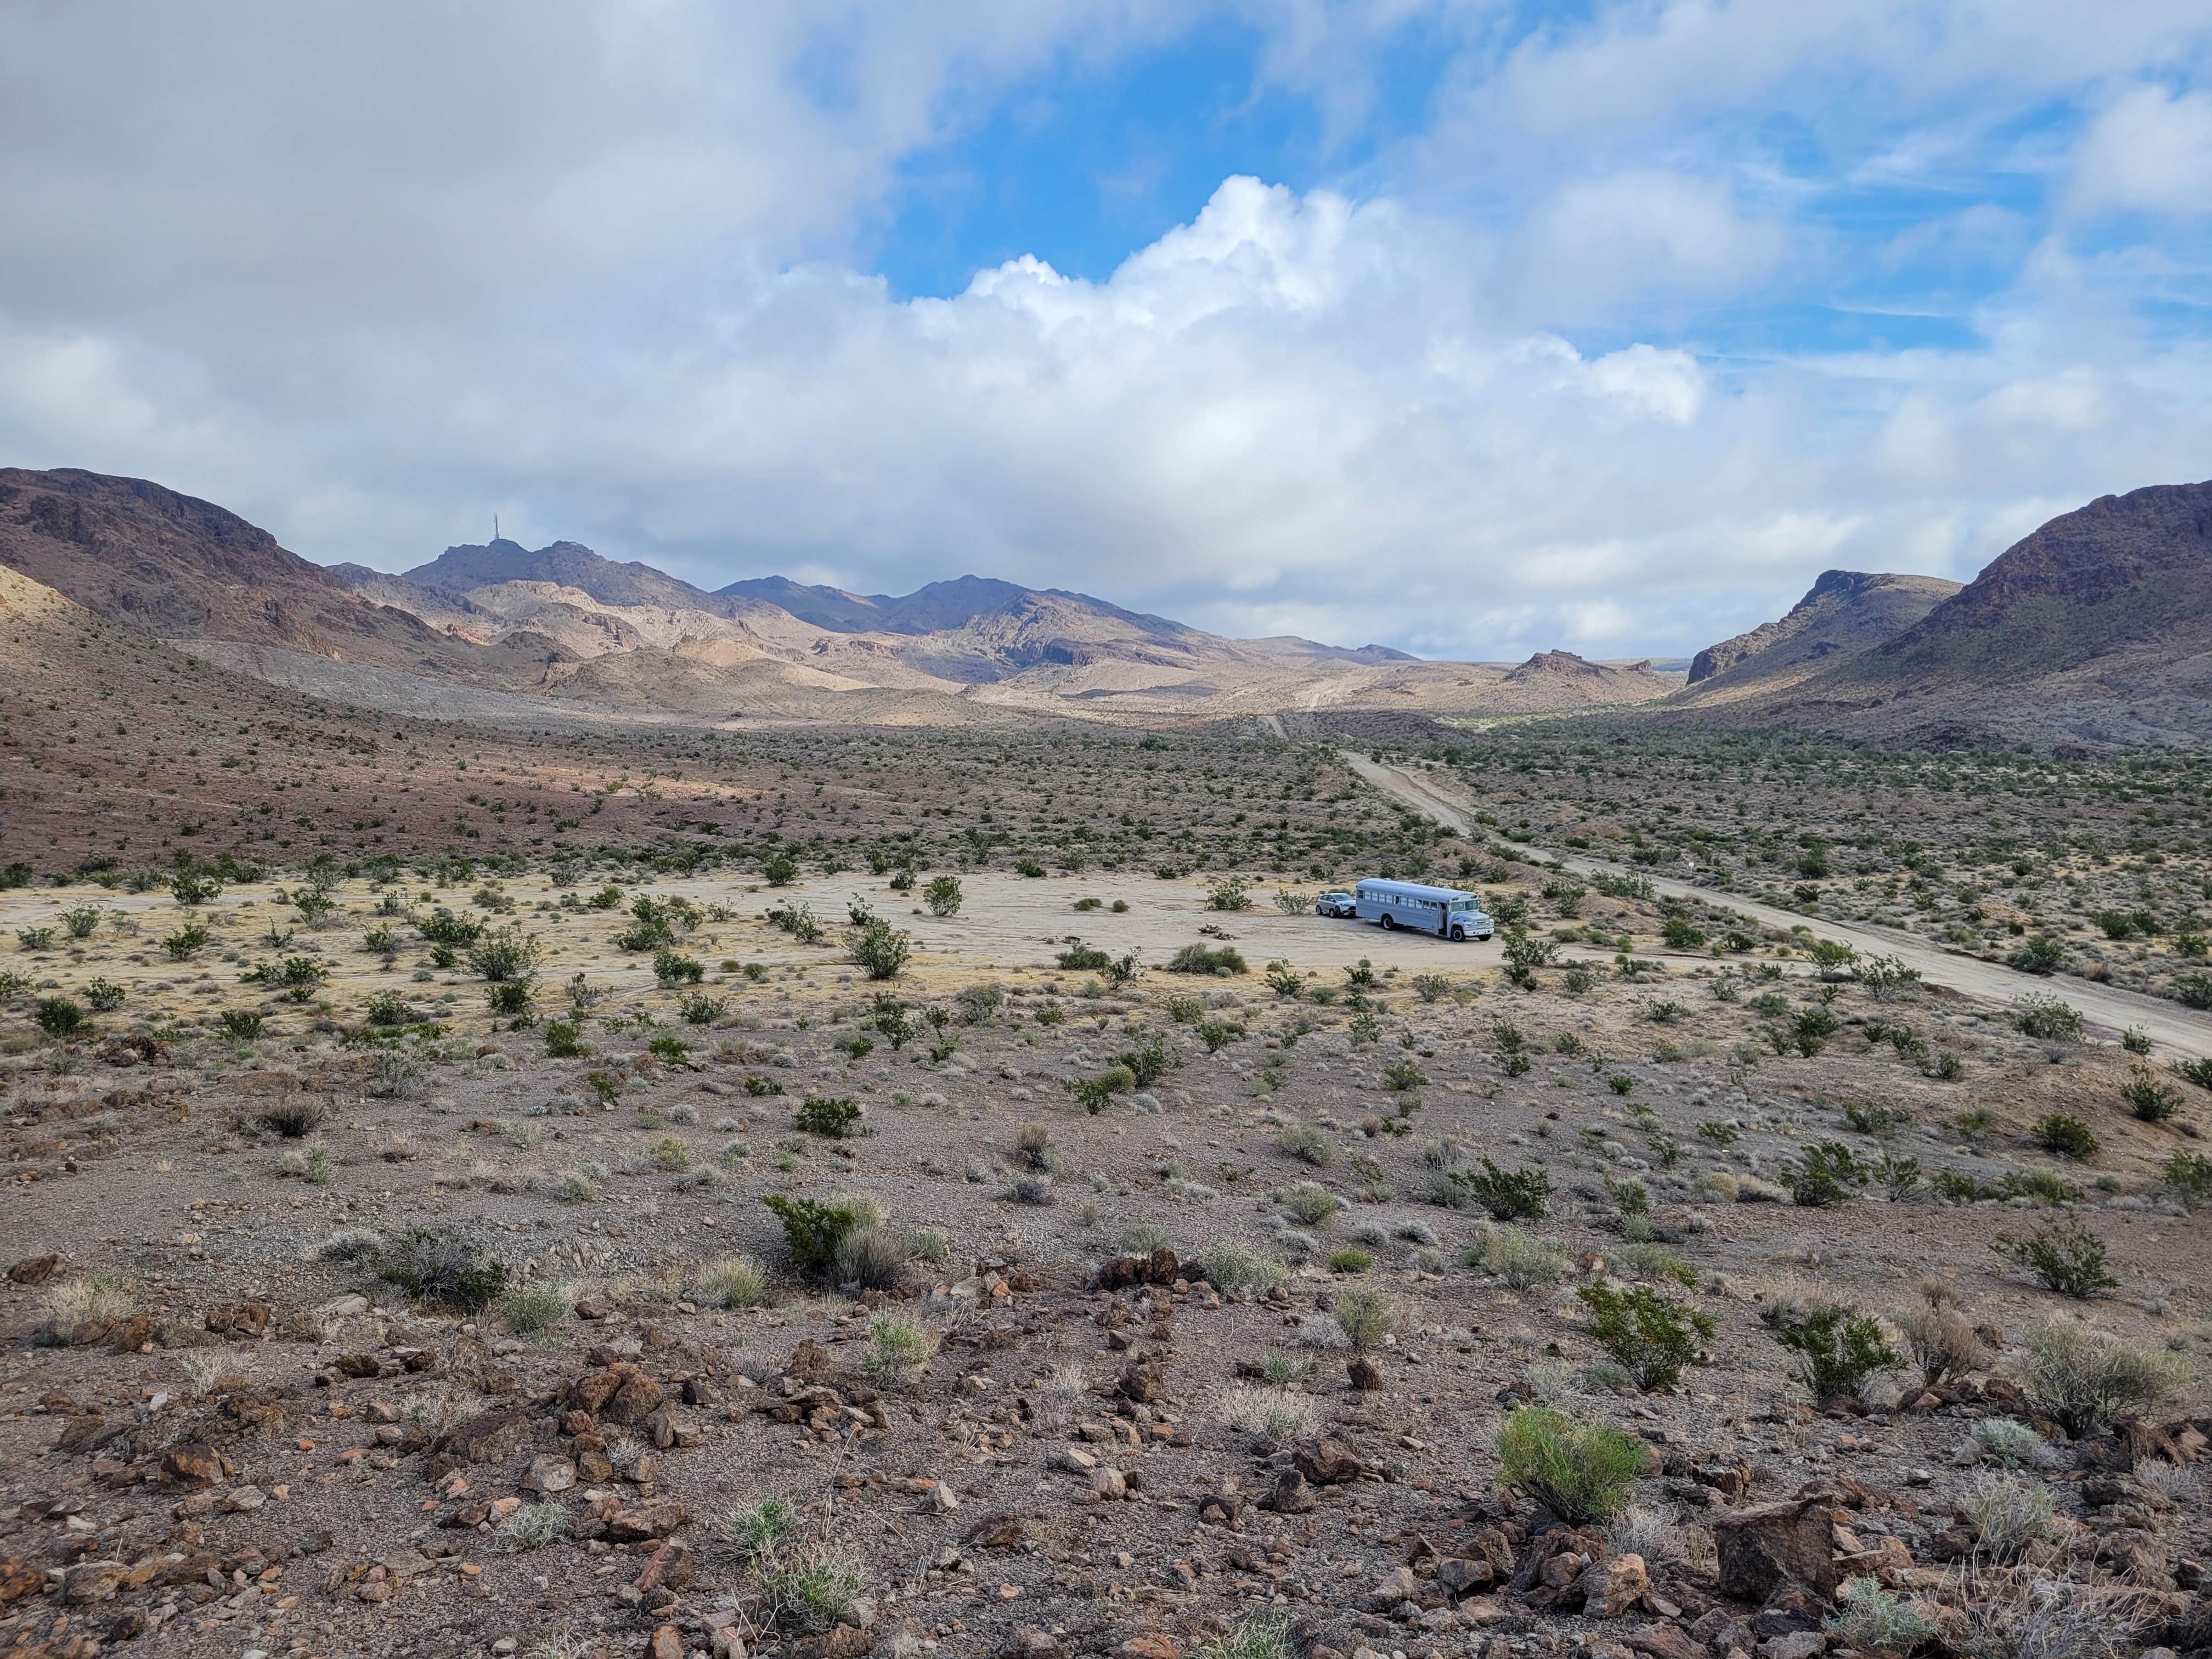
[1685,571,1961,694]
[1701,481,2212,748]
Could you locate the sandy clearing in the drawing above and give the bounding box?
[1345,751,2212,1060]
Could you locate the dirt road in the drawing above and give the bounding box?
[1344,752,2212,1060]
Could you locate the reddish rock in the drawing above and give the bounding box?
[1116,1361,1165,1403]
[1294,1437,1368,1486]
[160,1443,226,1487]
[1095,1248,1182,1291]
[1713,1492,1843,1601]
[7,1254,63,1285]
[1582,1552,1650,1617]
[645,1625,685,1659]
[1625,1624,1708,1659]
[434,1407,533,1465]
[204,1303,271,1339]
[1347,1355,1385,1393]
[607,1502,688,1542]
[332,1353,382,1378]
[1,1558,47,1604]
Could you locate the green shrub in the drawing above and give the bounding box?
[2005,935,2064,976]
[1790,1141,1866,1207]
[836,1226,907,1290]
[763,1194,864,1277]
[82,978,125,1013]
[1167,943,1248,975]
[652,948,705,986]
[1206,876,1253,912]
[794,1096,861,1139]
[845,918,913,980]
[380,1231,507,1312]
[1494,1406,1645,1523]
[163,924,210,960]
[2013,1319,2191,1436]
[1118,1032,1177,1087]
[2174,1057,2212,1092]
[1383,1057,1425,1092]
[2164,1149,2212,1206]
[2121,1063,2179,1122]
[862,1312,934,1380]
[693,1255,767,1308]
[2011,993,2082,1040]
[501,1280,569,1335]
[1576,1283,1715,1391]
[1333,1284,1402,1348]
[1274,1126,1333,1166]
[1452,1157,1553,1220]
[1263,961,1307,999]
[466,925,540,982]
[1825,1578,1936,1655]
[1057,943,1111,970]
[2032,1114,2098,1160]
[1200,1240,1289,1291]
[1990,1216,2117,1299]
[1326,1246,1373,1274]
[1197,1019,1246,1053]
[1280,1181,1341,1225]
[33,996,87,1039]
[218,1008,264,1040]
[1769,1305,1901,1402]
[1482,1227,1566,1289]
[923,876,963,917]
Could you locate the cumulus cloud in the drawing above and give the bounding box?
[1,1,2210,664]
[2069,84,2212,217]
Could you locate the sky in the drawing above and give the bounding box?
[3,2,2210,663]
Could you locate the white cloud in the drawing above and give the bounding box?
[2069,83,2212,217]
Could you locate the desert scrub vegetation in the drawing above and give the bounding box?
[694,1255,768,1309]
[1575,1282,1715,1391]
[1200,1239,1289,1292]
[1216,1385,1318,1443]
[2011,1319,2190,1436]
[1767,1302,1901,1403]
[1989,1216,2118,1299]
[379,1231,507,1313]
[1494,1406,1645,1524]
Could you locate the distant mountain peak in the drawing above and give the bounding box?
[1686,568,1961,687]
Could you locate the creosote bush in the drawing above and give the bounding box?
[1494,1406,1645,1524]
[1990,1216,2118,1299]
[379,1231,507,1313]
[1576,1282,1715,1391]
[1768,1304,1901,1403]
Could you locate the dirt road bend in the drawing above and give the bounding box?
[1344,752,2212,1060]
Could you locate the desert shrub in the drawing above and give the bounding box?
[1874,1153,1923,1200]
[505,1500,569,1550]
[486,981,534,1022]
[380,1231,507,1312]
[1013,1123,1058,1172]
[419,909,484,947]
[2013,1319,2191,1436]
[1494,1406,1645,1524]
[1617,1243,1696,1288]
[1790,1141,1867,1207]
[2011,994,2083,1040]
[556,1169,599,1203]
[1326,1246,1373,1273]
[162,923,211,960]
[82,978,125,1013]
[1769,1305,1901,1402]
[1331,1284,1402,1349]
[216,1007,263,1041]
[2120,1063,2179,1122]
[1217,1385,1318,1443]
[1197,1019,1246,1053]
[1274,1126,1333,1167]
[1280,1181,1341,1225]
[2164,1150,2212,1206]
[922,876,963,916]
[42,1271,139,1334]
[652,948,705,986]
[1200,1240,1289,1291]
[258,1095,326,1138]
[2032,1115,2098,1160]
[763,1194,864,1277]
[1454,1157,1553,1220]
[846,918,913,980]
[1482,1227,1567,1289]
[1825,1577,1937,1655]
[33,997,86,1039]
[1893,1305,1989,1386]
[1118,1032,1177,1087]
[1158,994,1205,1025]
[1964,1417,2062,1470]
[2005,935,2064,976]
[1057,943,1111,971]
[1576,1283,1715,1391]
[466,925,540,982]
[1003,1173,1055,1205]
[1990,1216,2117,1299]
[1383,1056,1425,1092]
[794,1096,861,1139]
[1960,1475,2058,1564]
[1167,943,1248,975]
[534,1018,585,1059]
[1207,876,1252,912]
[501,1280,569,1335]
[1262,960,1307,999]
[862,1312,934,1380]
[647,1134,691,1170]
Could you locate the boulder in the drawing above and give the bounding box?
[607,1502,688,1542]
[64,1560,128,1604]
[1294,1437,1368,1486]
[7,1254,64,1285]
[1713,1493,1843,1601]
[435,1408,533,1465]
[160,1442,227,1487]
[1116,1361,1166,1403]
[1582,1552,1650,1618]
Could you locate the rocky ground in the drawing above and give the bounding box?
[3,866,2210,1659]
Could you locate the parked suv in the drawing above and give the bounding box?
[1314,891,1358,918]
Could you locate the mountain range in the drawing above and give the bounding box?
[4,463,2208,748]
[0,468,1678,729]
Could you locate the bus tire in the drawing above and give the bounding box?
[1451,927,1465,941]
[1379,915,1394,931]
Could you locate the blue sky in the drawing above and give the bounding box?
[2,2,2210,661]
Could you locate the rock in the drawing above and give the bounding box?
[1,1558,44,1605]
[635,1539,693,1594]
[1624,1624,1708,1659]
[523,1454,577,1495]
[1090,1468,1128,1502]
[1761,1635,1826,1659]
[1713,1492,1844,1601]
[1116,1638,1183,1659]
[921,1482,962,1514]
[607,1502,689,1542]
[1347,1355,1385,1393]
[1579,1643,1636,1659]
[64,1560,128,1604]
[1096,1248,1182,1291]
[646,1626,685,1659]
[1116,1361,1166,1403]
[1436,1558,1495,1596]
[318,1293,370,1319]
[332,1353,383,1378]
[7,1253,64,1284]
[1049,1448,1099,1474]
[205,1303,272,1339]
[1266,1470,1318,1513]
[160,1442,226,1487]
[1833,1535,1914,1583]
[966,1511,1027,1548]
[1581,1553,1649,1618]
[436,1407,533,1465]
[222,1486,266,1513]
[1365,1565,1420,1611]
[1294,1437,1368,1486]
[1002,1628,1067,1657]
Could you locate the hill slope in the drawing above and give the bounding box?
[1683,570,1961,698]
[1736,481,2212,747]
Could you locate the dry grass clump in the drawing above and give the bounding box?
[1216,1384,1319,1443]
